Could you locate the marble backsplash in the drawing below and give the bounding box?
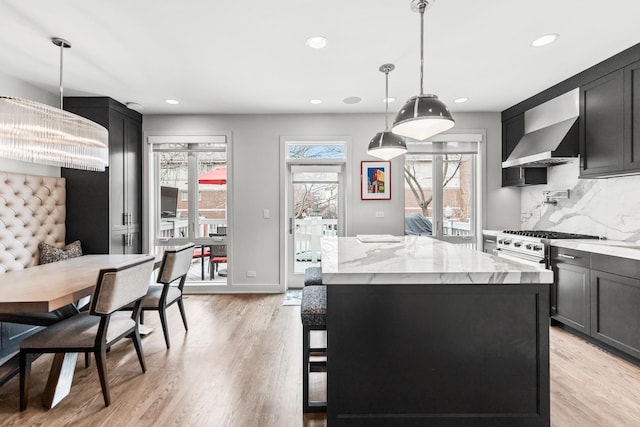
[520,160,640,242]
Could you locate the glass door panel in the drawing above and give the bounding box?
[440,154,475,245]
[154,141,228,283]
[288,166,343,286]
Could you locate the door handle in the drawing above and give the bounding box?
[289,217,293,235]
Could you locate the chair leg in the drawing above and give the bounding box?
[94,348,111,407]
[177,298,189,331]
[19,351,31,411]
[159,306,171,349]
[131,328,147,373]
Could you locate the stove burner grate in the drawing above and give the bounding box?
[502,230,600,239]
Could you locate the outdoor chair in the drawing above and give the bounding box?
[19,256,156,410]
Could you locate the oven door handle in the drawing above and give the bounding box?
[495,249,547,269]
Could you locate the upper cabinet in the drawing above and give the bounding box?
[62,97,142,255]
[501,114,547,187]
[580,60,640,178]
[579,69,625,177]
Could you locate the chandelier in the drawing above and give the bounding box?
[0,38,108,171]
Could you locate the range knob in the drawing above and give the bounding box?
[525,244,533,250]
[513,242,522,248]
[533,245,543,251]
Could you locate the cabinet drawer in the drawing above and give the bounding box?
[549,247,590,268]
[592,253,640,278]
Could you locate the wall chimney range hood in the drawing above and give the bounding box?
[502,88,580,168]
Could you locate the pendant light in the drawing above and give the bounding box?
[0,38,108,171]
[367,64,407,160]
[392,0,454,141]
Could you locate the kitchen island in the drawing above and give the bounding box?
[321,236,554,427]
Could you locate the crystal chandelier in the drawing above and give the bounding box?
[0,38,108,171]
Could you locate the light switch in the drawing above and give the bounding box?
[263,209,270,219]
[375,211,385,218]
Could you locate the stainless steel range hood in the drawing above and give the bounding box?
[502,88,580,168]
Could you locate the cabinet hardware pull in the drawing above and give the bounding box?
[485,239,494,243]
[558,253,575,259]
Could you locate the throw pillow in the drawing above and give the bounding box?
[38,240,83,264]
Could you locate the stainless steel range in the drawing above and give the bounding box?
[495,230,600,268]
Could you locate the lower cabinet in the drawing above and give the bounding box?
[552,261,590,334]
[551,247,640,361]
[591,269,640,359]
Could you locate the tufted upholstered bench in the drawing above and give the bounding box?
[300,284,327,412]
[303,266,323,286]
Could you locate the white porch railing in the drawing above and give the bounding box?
[294,217,338,262]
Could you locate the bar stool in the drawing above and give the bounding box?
[304,266,323,287]
[300,285,327,413]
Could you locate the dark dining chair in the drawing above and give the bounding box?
[209,244,227,279]
[19,255,156,410]
[129,243,194,349]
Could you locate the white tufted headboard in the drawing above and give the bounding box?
[0,172,65,273]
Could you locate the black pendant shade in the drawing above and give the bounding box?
[367,131,407,161]
[392,0,454,141]
[392,94,454,141]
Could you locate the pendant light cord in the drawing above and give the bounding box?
[384,69,390,131]
[419,1,426,96]
[59,42,64,109]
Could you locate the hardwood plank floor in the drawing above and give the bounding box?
[0,294,638,426]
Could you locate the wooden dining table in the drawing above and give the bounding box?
[0,254,158,409]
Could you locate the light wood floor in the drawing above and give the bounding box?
[0,294,639,426]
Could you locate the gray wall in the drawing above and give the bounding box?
[143,112,516,288]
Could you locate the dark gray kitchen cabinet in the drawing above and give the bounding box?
[580,60,640,178]
[624,60,640,170]
[590,254,640,359]
[550,247,591,334]
[551,247,640,361]
[501,113,547,187]
[62,97,142,254]
[579,69,625,177]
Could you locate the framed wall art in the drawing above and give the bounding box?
[361,161,391,200]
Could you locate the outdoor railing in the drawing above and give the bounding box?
[294,217,338,262]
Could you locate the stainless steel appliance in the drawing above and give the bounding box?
[495,230,600,269]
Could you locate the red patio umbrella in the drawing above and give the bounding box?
[198,165,227,185]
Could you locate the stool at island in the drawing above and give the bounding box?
[300,285,327,412]
[304,266,323,287]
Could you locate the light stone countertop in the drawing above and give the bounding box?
[551,239,640,261]
[320,235,553,285]
[481,230,502,237]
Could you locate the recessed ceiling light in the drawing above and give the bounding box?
[343,96,362,104]
[305,36,328,49]
[165,99,179,105]
[453,97,469,104]
[384,97,396,103]
[126,102,144,111]
[531,33,559,47]
[309,99,322,105]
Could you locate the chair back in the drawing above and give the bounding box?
[90,256,156,315]
[157,243,195,285]
[210,244,227,257]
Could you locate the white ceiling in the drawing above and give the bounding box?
[1,0,639,115]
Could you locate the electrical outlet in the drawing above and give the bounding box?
[246,270,256,277]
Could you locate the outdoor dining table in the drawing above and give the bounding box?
[0,253,158,409]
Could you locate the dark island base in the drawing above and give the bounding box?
[327,284,550,427]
